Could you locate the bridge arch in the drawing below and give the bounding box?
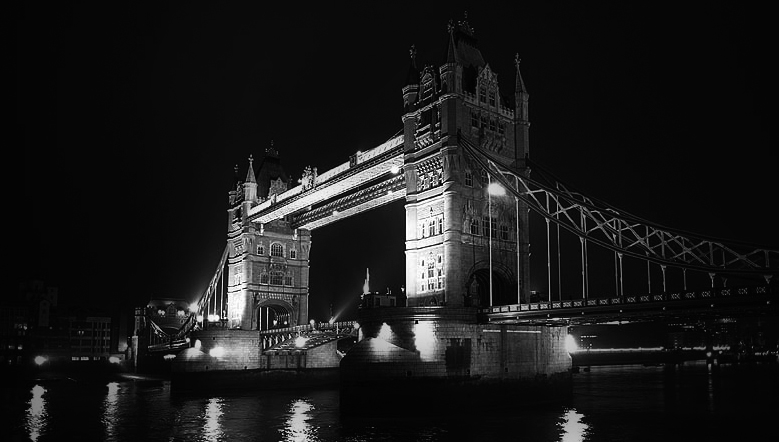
[254,299,295,331]
[465,262,516,307]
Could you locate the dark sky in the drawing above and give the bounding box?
[15,3,776,321]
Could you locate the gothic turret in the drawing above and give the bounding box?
[243,155,258,204]
[514,54,530,163]
[402,45,420,111]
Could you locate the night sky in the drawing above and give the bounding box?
[15,3,776,322]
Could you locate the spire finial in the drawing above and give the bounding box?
[515,53,521,67]
[447,19,454,33]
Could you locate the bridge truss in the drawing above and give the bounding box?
[458,134,778,314]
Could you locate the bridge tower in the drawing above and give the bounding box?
[226,143,311,330]
[402,17,531,308]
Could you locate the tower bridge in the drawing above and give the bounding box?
[159,16,778,405]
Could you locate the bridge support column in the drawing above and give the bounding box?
[340,306,572,415]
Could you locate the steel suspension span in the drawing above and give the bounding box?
[458,134,779,299]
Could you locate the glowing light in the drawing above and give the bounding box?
[413,321,437,362]
[295,336,308,348]
[565,335,578,353]
[197,315,204,323]
[108,356,121,364]
[207,314,220,322]
[163,354,176,360]
[209,346,225,358]
[378,322,392,342]
[194,339,202,350]
[34,356,47,366]
[189,303,199,312]
[487,182,506,196]
[390,165,401,174]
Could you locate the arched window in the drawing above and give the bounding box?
[271,243,283,257]
[260,273,269,284]
[289,249,297,259]
[257,244,265,255]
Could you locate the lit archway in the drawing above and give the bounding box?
[255,300,294,331]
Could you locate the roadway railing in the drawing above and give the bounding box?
[481,285,774,316]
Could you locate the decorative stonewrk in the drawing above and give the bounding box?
[402,14,530,308]
[340,15,570,414]
[226,143,311,331]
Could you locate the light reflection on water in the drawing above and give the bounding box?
[558,408,589,442]
[7,363,778,441]
[282,399,317,442]
[103,382,120,440]
[203,397,225,441]
[25,384,48,442]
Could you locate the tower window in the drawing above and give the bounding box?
[479,87,486,103]
[465,170,473,187]
[257,244,265,255]
[270,271,284,285]
[489,90,496,107]
[470,218,480,235]
[289,249,297,259]
[271,243,283,257]
[500,225,510,241]
[471,112,479,127]
[284,275,293,286]
[489,119,496,132]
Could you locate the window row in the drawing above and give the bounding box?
[257,243,297,259]
[471,112,506,135]
[479,86,497,107]
[464,169,490,187]
[419,254,445,293]
[418,214,444,239]
[259,271,294,287]
[468,216,513,241]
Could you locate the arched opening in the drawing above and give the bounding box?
[466,267,514,307]
[256,302,293,331]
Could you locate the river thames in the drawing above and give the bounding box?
[5,361,777,441]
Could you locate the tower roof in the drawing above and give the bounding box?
[245,154,257,184]
[445,14,485,69]
[255,140,289,198]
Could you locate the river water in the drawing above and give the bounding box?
[5,361,777,441]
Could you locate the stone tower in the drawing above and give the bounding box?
[402,17,531,308]
[226,143,312,330]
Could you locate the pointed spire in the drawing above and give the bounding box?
[245,154,256,183]
[446,20,457,64]
[515,53,527,94]
[405,44,420,86]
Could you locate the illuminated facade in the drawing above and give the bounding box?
[401,17,530,307]
[227,145,311,330]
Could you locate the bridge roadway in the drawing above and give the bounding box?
[247,134,405,230]
[482,285,777,325]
